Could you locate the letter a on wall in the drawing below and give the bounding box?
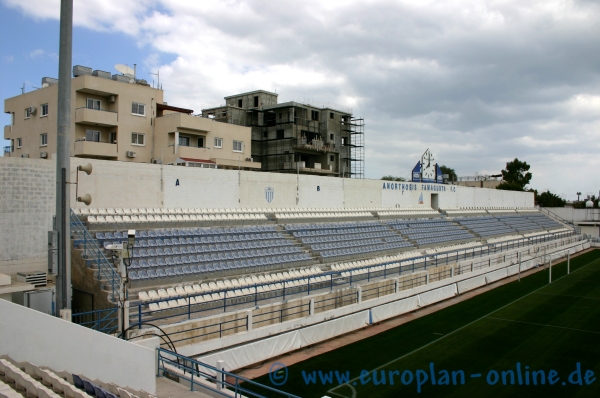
[175,179,180,186]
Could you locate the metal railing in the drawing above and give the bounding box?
[539,207,574,227]
[126,231,578,329]
[157,348,300,398]
[3,146,12,154]
[72,307,118,334]
[70,209,121,301]
[253,302,310,328]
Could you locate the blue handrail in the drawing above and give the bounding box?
[70,209,122,302]
[157,348,300,398]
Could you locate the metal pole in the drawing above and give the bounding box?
[567,252,570,274]
[549,255,552,283]
[55,0,73,312]
[518,252,521,282]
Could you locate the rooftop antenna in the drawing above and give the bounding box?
[149,70,160,89]
[21,83,25,94]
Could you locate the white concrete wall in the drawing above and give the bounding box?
[545,207,600,222]
[0,299,156,393]
[0,157,534,269]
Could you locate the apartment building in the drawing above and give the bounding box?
[202,90,364,178]
[3,66,259,170]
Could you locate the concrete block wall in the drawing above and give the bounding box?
[0,158,54,266]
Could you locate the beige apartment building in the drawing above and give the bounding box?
[3,66,259,170]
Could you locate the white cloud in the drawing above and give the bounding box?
[29,49,45,58]
[3,55,14,62]
[4,0,600,199]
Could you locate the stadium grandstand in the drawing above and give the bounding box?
[0,155,591,397]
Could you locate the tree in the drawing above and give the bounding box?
[439,165,457,182]
[536,190,566,207]
[496,158,532,191]
[381,175,406,181]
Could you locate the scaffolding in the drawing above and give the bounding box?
[341,117,365,178]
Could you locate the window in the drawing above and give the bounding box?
[330,155,334,162]
[17,138,22,148]
[330,112,334,119]
[131,133,145,146]
[25,108,32,119]
[253,96,259,107]
[330,134,334,140]
[214,137,223,148]
[109,132,117,144]
[40,133,48,147]
[238,99,242,107]
[179,136,190,147]
[41,104,49,117]
[86,98,101,110]
[233,140,243,152]
[263,130,268,138]
[86,130,101,142]
[342,137,347,146]
[132,102,145,116]
[276,129,284,139]
[197,136,205,148]
[311,110,319,121]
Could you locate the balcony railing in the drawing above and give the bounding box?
[74,140,118,158]
[3,146,12,155]
[75,107,118,127]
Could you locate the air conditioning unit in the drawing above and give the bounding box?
[126,151,136,158]
[40,152,48,158]
[152,159,162,164]
[108,95,116,103]
[245,157,253,162]
[17,271,47,287]
[21,154,30,158]
[29,106,37,115]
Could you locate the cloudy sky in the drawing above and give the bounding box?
[2,0,599,200]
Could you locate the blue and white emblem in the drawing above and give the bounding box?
[265,186,274,203]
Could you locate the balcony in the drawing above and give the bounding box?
[75,107,118,127]
[178,145,213,160]
[3,146,12,156]
[74,140,118,159]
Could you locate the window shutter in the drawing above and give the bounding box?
[132,103,137,114]
[139,134,144,145]
[138,104,145,115]
[87,99,94,109]
[86,130,93,141]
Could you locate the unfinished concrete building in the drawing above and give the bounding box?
[201,90,364,178]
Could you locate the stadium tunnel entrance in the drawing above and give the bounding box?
[431,193,439,211]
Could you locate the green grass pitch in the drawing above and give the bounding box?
[248,249,600,397]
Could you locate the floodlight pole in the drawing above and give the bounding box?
[567,252,570,274]
[55,0,73,312]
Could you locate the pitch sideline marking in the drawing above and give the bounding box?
[534,292,600,300]
[326,255,600,396]
[486,316,600,335]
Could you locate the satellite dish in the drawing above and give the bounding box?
[115,64,134,78]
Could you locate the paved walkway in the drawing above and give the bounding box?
[156,377,213,398]
[236,248,592,380]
